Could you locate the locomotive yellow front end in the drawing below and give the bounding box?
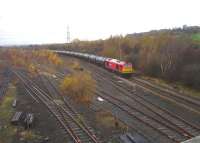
[121,63,133,74]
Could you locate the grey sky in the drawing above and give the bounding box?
[0,0,199,45]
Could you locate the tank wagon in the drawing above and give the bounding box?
[54,50,133,75]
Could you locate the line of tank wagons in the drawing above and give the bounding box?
[54,50,134,75]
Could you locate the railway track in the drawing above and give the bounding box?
[75,61,200,143]
[133,76,200,101]
[94,79,196,143]
[129,77,200,115]
[83,58,200,116]
[95,71,200,132]
[54,69,198,143]
[89,104,154,143]
[58,51,200,116]
[0,81,8,100]
[38,72,101,142]
[13,70,101,143]
[0,69,11,101]
[48,72,154,143]
[34,57,200,143]
[85,60,200,115]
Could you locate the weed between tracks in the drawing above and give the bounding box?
[0,87,15,120]
[0,84,40,143]
[19,130,40,140]
[96,111,127,132]
[0,84,16,143]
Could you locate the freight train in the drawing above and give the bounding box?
[53,50,134,76]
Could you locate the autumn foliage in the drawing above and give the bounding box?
[32,49,63,66]
[55,26,200,89]
[0,49,63,76]
[60,71,96,106]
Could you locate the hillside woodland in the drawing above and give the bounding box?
[45,26,200,89]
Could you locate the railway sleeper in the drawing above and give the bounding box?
[73,130,85,134]
[134,97,199,134]
[77,134,88,138]
[78,137,91,142]
[70,126,82,131]
[158,130,177,138]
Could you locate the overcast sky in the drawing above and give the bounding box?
[0,0,199,45]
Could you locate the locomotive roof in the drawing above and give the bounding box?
[107,58,127,65]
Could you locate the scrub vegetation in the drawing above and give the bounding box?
[96,111,128,132]
[0,84,41,143]
[0,84,16,143]
[49,26,200,90]
[60,71,96,106]
[0,49,63,76]
[192,33,200,43]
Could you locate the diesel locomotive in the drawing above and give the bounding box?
[53,50,134,75]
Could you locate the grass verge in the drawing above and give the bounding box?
[0,84,41,143]
[0,84,16,143]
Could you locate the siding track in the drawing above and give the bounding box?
[13,70,101,143]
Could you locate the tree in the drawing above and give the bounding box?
[60,72,96,106]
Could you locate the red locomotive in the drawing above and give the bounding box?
[105,58,133,75]
[54,50,134,75]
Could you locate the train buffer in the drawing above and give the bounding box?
[11,111,23,125]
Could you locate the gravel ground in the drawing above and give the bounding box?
[59,55,200,143]
[4,54,200,143]
[12,82,68,143]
